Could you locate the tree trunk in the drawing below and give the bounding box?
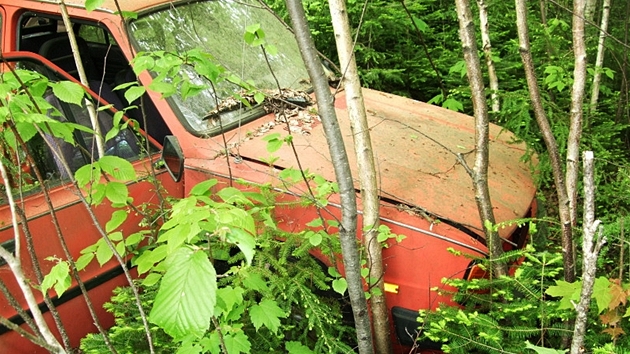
[327,1,391,353]
[566,0,587,243]
[515,0,576,282]
[476,0,500,112]
[585,0,598,22]
[0,159,67,354]
[285,1,374,353]
[59,0,105,158]
[588,0,611,113]
[455,0,506,276]
[569,151,606,354]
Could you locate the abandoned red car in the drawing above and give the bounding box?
[0,0,537,353]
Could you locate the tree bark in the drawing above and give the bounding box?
[455,0,505,276]
[584,0,598,22]
[328,1,391,353]
[569,151,606,354]
[588,0,611,113]
[476,0,500,112]
[285,1,374,353]
[0,159,67,354]
[515,0,576,282]
[58,0,105,158]
[566,0,587,234]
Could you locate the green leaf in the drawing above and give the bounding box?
[190,179,218,196]
[50,81,85,106]
[85,0,105,12]
[226,228,256,266]
[250,299,286,333]
[592,277,613,314]
[286,341,315,354]
[106,210,128,233]
[105,182,129,204]
[223,330,251,354]
[254,91,265,105]
[150,247,217,339]
[98,156,136,181]
[75,253,94,271]
[41,261,71,297]
[546,280,581,310]
[95,239,114,266]
[142,272,162,287]
[308,232,322,246]
[262,133,282,153]
[124,85,146,104]
[332,278,347,295]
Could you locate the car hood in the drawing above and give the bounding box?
[220,88,536,237]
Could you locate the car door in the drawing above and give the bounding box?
[0,51,184,353]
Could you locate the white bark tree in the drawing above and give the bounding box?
[285,1,375,353]
[455,0,506,276]
[476,0,500,112]
[588,0,611,113]
[327,1,391,353]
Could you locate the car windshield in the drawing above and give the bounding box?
[128,0,310,135]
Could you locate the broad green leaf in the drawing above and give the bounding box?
[265,44,278,56]
[546,280,581,310]
[411,16,430,33]
[249,298,286,333]
[308,232,322,246]
[286,341,315,354]
[75,252,95,271]
[150,247,217,339]
[223,330,251,354]
[108,231,123,242]
[217,187,253,206]
[98,156,136,181]
[142,272,162,287]
[105,182,129,204]
[190,179,218,196]
[132,55,155,75]
[254,91,265,105]
[95,239,114,266]
[262,133,282,153]
[332,277,347,295]
[216,286,244,315]
[74,164,101,188]
[85,0,105,12]
[592,277,613,314]
[50,81,85,106]
[41,261,71,296]
[106,210,128,233]
[226,228,256,266]
[124,85,145,104]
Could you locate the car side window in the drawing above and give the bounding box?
[16,13,172,143]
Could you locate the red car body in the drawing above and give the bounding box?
[0,0,537,353]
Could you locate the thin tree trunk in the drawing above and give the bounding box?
[515,0,576,282]
[328,1,391,353]
[584,0,598,22]
[0,159,67,354]
[588,0,611,113]
[476,0,500,112]
[566,0,587,234]
[455,0,505,276]
[285,1,374,353]
[570,151,606,354]
[58,0,105,158]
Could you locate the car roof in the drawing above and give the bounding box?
[27,0,176,14]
